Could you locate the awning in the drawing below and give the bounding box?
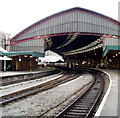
[0,56,12,60]
[103,45,120,57]
[3,51,45,57]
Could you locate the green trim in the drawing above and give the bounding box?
[3,51,45,57]
[103,45,120,57]
[0,52,3,55]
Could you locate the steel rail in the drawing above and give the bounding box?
[55,70,104,118]
[1,71,80,106]
[1,69,61,86]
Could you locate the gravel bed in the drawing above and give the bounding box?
[1,73,93,117]
[1,73,63,96]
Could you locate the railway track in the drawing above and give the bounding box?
[2,69,60,86]
[55,70,104,118]
[1,71,81,106]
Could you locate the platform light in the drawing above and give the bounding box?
[24,55,27,57]
[30,56,33,58]
[35,59,38,61]
[116,54,118,56]
[19,58,21,61]
[88,62,91,64]
[109,59,112,62]
[82,61,86,64]
[19,56,21,61]
[75,63,79,66]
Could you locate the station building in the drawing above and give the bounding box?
[3,7,120,70]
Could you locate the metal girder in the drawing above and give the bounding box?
[11,32,119,46]
[63,38,103,56]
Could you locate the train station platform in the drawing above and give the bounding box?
[0,66,55,77]
[95,69,119,117]
[0,68,119,117]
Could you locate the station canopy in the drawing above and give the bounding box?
[10,7,120,60]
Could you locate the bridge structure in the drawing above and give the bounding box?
[5,7,120,70]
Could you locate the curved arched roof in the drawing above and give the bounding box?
[11,7,120,42]
[10,7,120,58]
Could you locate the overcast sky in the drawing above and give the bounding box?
[0,0,119,37]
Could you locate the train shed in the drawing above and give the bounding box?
[9,7,120,70]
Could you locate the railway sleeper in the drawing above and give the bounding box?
[74,104,91,107]
[79,101,95,104]
[77,101,93,104]
[72,107,90,110]
[80,94,97,98]
[69,109,88,113]
[76,104,93,107]
[73,107,90,110]
[80,97,97,102]
[65,112,87,116]
[75,103,93,106]
[63,114,83,118]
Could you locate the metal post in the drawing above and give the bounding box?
[0,60,2,71]
[29,57,32,71]
[4,60,6,71]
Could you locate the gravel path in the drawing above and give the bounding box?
[1,73,93,117]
